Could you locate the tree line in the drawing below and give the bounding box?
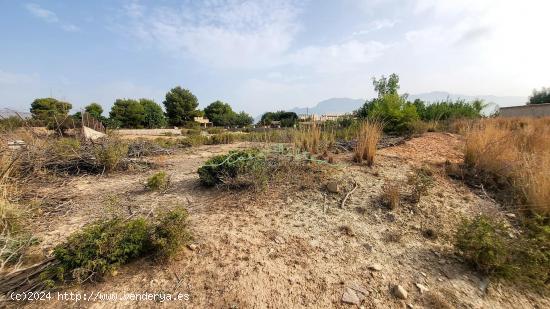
[28,86,254,129]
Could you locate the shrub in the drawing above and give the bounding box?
[93,138,129,172]
[354,120,382,166]
[456,214,549,288]
[180,135,208,147]
[456,216,512,276]
[150,207,192,259]
[197,149,265,187]
[407,166,434,203]
[208,133,235,145]
[53,218,150,282]
[206,127,224,134]
[185,129,201,135]
[382,182,401,210]
[51,208,191,282]
[146,171,169,191]
[414,99,486,121]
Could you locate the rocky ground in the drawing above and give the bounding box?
[9,133,550,308]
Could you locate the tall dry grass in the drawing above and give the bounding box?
[464,117,550,215]
[354,120,383,166]
[294,122,334,154]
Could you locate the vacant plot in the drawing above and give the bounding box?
[0,121,548,308]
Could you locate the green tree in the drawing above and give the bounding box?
[109,99,145,128]
[30,98,72,122]
[163,86,200,126]
[204,101,236,126]
[373,73,400,98]
[234,111,254,127]
[355,74,419,133]
[528,87,550,104]
[140,99,167,128]
[259,111,298,127]
[85,103,103,119]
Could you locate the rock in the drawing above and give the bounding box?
[274,236,285,244]
[188,244,198,250]
[342,288,361,305]
[392,285,408,299]
[506,213,516,218]
[326,181,340,193]
[415,283,429,294]
[368,264,383,271]
[407,304,414,309]
[364,243,374,252]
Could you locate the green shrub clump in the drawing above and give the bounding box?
[456,215,550,288]
[53,218,150,282]
[197,149,266,187]
[146,171,169,191]
[150,208,191,259]
[51,208,191,283]
[456,215,512,276]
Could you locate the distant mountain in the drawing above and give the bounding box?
[288,98,365,115]
[276,92,526,119]
[0,108,31,119]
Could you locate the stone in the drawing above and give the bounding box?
[342,288,361,305]
[506,213,516,218]
[274,236,285,244]
[327,181,340,193]
[188,244,198,250]
[392,285,408,299]
[368,264,383,271]
[415,283,429,294]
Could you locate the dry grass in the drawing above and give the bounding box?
[382,181,401,210]
[354,120,383,166]
[464,117,550,214]
[294,122,334,154]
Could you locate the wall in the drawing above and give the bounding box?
[499,103,550,117]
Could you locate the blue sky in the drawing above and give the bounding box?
[1,0,549,116]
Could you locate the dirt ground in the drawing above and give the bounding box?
[11,133,550,308]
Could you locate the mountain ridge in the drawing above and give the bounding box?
[278,91,526,117]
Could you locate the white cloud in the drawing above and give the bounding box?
[121,0,300,69]
[24,3,79,32]
[352,19,398,36]
[25,3,59,23]
[289,40,389,73]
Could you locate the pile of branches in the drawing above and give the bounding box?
[127,139,173,158]
[15,137,136,177]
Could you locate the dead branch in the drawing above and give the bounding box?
[341,180,358,208]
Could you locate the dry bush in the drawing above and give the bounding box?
[464,117,550,215]
[407,166,434,203]
[0,145,35,273]
[382,181,401,210]
[354,120,383,166]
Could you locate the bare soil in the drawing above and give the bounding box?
[11,133,550,308]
